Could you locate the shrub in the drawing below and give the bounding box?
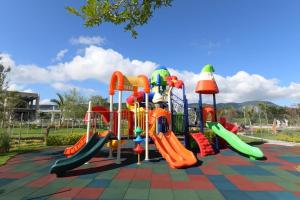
[46,133,83,146]
[0,130,11,153]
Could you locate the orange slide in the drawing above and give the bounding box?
[150,108,197,168]
[64,132,92,157]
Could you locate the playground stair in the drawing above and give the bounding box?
[191,133,215,157]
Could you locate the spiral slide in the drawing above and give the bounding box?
[149,109,197,168]
[206,122,264,159]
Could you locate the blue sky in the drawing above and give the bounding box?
[1,0,300,106]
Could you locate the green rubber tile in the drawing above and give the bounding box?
[0,186,37,200]
[152,166,169,174]
[196,190,225,200]
[96,172,118,180]
[123,188,149,200]
[276,181,300,192]
[99,187,127,199]
[12,162,39,172]
[27,178,74,199]
[245,175,282,183]
[66,178,93,187]
[215,165,238,175]
[149,189,173,200]
[173,190,199,200]
[169,169,188,181]
[0,172,43,195]
[109,180,131,188]
[260,166,300,183]
[129,180,150,189]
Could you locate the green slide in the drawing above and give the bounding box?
[50,131,112,175]
[206,122,264,159]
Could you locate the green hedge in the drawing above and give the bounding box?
[46,133,83,146]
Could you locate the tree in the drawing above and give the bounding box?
[90,95,109,107]
[50,93,65,126]
[245,106,256,133]
[0,57,22,152]
[258,102,269,125]
[63,89,87,122]
[66,0,173,38]
[0,57,11,124]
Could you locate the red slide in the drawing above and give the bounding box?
[191,133,215,157]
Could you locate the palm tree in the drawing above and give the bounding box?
[50,93,65,126]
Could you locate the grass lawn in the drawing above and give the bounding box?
[1,127,87,166]
[8,127,87,138]
[246,129,300,143]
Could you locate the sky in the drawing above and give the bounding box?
[0,0,300,106]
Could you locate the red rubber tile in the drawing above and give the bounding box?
[172,175,215,190]
[151,174,171,181]
[51,187,82,198]
[27,174,57,187]
[0,171,29,179]
[200,166,222,175]
[75,187,104,199]
[226,175,283,191]
[294,192,300,197]
[115,168,136,180]
[151,180,172,189]
[133,168,152,180]
[215,155,254,166]
[0,165,12,173]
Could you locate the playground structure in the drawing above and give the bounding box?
[50,65,264,175]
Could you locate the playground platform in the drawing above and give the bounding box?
[1,143,300,200]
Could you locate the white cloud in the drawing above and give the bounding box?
[169,69,300,104]
[40,99,54,105]
[4,46,157,85]
[51,82,97,96]
[2,47,300,105]
[70,36,105,46]
[52,49,68,62]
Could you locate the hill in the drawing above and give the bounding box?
[188,101,279,110]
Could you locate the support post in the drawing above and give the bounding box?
[213,94,220,152]
[86,101,92,143]
[183,85,190,149]
[168,87,173,131]
[198,94,204,133]
[108,95,113,159]
[116,91,122,164]
[134,97,137,133]
[145,93,149,161]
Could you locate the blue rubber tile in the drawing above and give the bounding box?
[79,173,97,179]
[268,191,300,200]
[280,156,300,163]
[244,191,275,199]
[207,175,238,190]
[185,166,202,175]
[0,178,16,187]
[219,190,252,200]
[286,170,300,176]
[88,179,111,188]
[220,150,238,156]
[231,165,274,176]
